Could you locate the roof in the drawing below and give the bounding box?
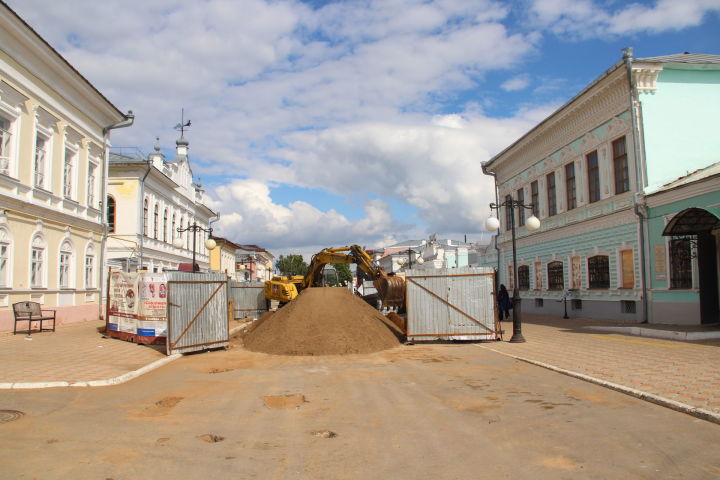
[236,244,268,253]
[651,161,720,195]
[635,53,720,64]
[209,235,243,250]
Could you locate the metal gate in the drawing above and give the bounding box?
[405,267,499,342]
[166,271,229,355]
[229,281,268,320]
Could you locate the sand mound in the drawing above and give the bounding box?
[243,287,402,356]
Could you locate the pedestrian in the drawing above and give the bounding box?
[497,284,512,320]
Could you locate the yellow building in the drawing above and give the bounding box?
[0,4,131,331]
[208,236,242,276]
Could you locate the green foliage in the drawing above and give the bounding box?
[334,263,353,286]
[275,254,308,276]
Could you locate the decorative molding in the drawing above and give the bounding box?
[632,64,663,93]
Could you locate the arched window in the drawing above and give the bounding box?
[143,198,149,236]
[0,226,11,288]
[85,243,95,289]
[30,234,46,288]
[107,196,116,233]
[518,265,530,290]
[588,255,610,289]
[163,209,168,243]
[59,240,73,288]
[547,261,564,290]
[153,204,159,239]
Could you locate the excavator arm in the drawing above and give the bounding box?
[303,245,405,308]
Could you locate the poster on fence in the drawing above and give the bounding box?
[108,270,139,334]
[137,273,168,343]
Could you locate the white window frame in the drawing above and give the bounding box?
[59,240,74,289]
[30,235,46,288]
[0,114,15,176]
[63,145,78,200]
[85,244,95,289]
[87,161,98,208]
[0,226,10,288]
[34,129,51,190]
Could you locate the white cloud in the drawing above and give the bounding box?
[501,74,531,91]
[608,0,720,34]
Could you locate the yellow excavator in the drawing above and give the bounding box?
[264,245,406,309]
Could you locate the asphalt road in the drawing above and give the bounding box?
[1,341,719,479]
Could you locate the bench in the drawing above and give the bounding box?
[12,301,56,335]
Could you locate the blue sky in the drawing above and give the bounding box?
[7,0,720,256]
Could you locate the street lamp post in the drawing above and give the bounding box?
[485,200,540,343]
[173,221,216,272]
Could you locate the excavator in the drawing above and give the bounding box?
[264,245,406,309]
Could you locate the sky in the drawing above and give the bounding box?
[7,0,720,257]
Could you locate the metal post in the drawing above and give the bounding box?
[508,200,525,343]
[191,222,197,272]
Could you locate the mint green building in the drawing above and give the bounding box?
[480,51,720,325]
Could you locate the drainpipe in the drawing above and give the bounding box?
[623,47,649,323]
[99,110,135,320]
[138,158,153,271]
[481,162,501,276]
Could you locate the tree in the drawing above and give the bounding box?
[334,263,353,286]
[275,254,308,276]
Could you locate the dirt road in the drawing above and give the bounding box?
[1,341,719,479]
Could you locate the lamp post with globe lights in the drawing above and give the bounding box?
[485,200,540,343]
[172,222,216,272]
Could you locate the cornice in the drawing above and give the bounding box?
[0,193,103,233]
[490,67,630,181]
[645,175,720,208]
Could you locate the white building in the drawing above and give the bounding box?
[106,136,216,273]
[0,3,131,331]
[234,244,274,282]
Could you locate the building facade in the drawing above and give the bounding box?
[480,50,720,325]
[0,4,130,331]
[106,137,216,273]
[235,245,274,282]
[209,236,242,276]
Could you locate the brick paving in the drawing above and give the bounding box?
[480,314,720,420]
[0,320,166,384]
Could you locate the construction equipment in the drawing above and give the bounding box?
[264,245,406,309]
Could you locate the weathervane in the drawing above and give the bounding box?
[174,108,191,136]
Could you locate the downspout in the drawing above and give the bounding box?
[481,162,501,276]
[623,47,649,323]
[138,158,153,271]
[99,110,135,320]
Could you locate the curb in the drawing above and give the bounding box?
[584,325,720,341]
[477,344,720,426]
[0,354,181,390]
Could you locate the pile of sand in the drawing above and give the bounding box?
[243,287,402,356]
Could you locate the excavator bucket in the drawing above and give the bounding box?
[374,275,406,309]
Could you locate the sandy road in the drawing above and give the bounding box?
[1,341,719,479]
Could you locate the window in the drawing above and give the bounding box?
[547,261,564,290]
[107,196,116,233]
[588,255,610,289]
[59,242,72,288]
[530,181,539,217]
[587,150,600,203]
[34,134,48,188]
[613,136,629,194]
[0,116,11,176]
[153,204,159,239]
[517,188,525,226]
[504,194,512,231]
[518,265,529,290]
[163,209,168,243]
[87,163,96,207]
[143,198,149,236]
[63,147,75,199]
[0,231,8,288]
[172,213,176,242]
[31,236,45,288]
[565,163,576,210]
[546,172,556,217]
[85,247,95,289]
[670,238,692,289]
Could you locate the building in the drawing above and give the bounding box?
[0,3,131,331]
[209,235,242,276]
[106,136,216,273]
[235,245,274,282]
[480,50,720,325]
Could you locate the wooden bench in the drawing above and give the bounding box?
[12,301,56,335]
